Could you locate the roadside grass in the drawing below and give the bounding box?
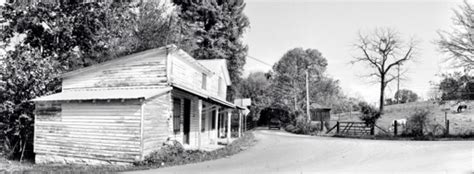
[0,132,257,173]
[130,131,257,171]
[332,131,474,141]
[329,101,473,137]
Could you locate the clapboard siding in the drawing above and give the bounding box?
[34,101,142,164]
[62,50,168,91]
[142,92,172,157]
[170,54,206,94]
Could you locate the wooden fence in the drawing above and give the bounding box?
[327,121,387,135]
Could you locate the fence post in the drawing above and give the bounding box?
[394,120,398,136]
[370,124,375,135]
[445,119,450,136]
[336,121,340,134]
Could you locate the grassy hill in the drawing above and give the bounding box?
[331,101,474,135]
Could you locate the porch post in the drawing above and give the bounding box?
[238,111,242,138]
[214,106,219,145]
[227,110,231,144]
[197,99,202,149]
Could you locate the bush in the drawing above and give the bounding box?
[358,102,381,126]
[405,109,432,137]
[139,140,185,165]
[137,132,256,167]
[284,116,320,135]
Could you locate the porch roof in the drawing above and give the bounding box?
[170,83,238,109]
[31,87,172,102]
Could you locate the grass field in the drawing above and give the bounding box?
[331,101,474,135]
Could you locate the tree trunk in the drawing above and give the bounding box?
[379,76,385,113]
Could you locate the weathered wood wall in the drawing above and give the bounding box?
[142,92,172,157]
[62,49,168,91]
[170,90,217,147]
[34,100,142,164]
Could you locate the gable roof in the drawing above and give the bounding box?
[197,59,231,85]
[62,46,169,78]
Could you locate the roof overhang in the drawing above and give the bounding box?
[31,87,172,102]
[170,83,236,109]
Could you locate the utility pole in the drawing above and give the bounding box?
[306,69,310,123]
[396,64,400,104]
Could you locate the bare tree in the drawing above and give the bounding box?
[437,0,474,70]
[352,28,417,113]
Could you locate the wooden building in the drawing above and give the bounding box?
[31,45,244,165]
[310,103,331,131]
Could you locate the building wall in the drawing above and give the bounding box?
[142,92,172,157]
[62,49,168,91]
[171,89,218,148]
[169,53,227,101]
[34,100,142,165]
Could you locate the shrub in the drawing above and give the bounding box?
[405,108,432,137]
[139,140,185,165]
[358,102,381,126]
[284,124,296,132]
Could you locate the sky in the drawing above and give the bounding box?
[242,0,465,104]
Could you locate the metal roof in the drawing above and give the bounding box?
[31,87,172,102]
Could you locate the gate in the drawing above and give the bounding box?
[327,121,387,135]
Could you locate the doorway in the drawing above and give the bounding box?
[183,99,191,144]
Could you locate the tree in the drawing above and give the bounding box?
[394,89,419,103]
[437,0,474,70]
[238,71,271,121]
[352,28,417,113]
[172,0,250,100]
[438,72,474,100]
[0,1,183,159]
[271,48,328,116]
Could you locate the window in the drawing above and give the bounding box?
[202,73,207,90]
[172,98,181,133]
[218,77,223,95]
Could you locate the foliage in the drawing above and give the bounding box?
[136,132,256,167]
[0,1,185,159]
[358,102,381,126]
[173,0,250,100]
[257,107,290,127]
[404,108,432,137]
[438,72,474,100]
[270,48,329,115]
[352,28,418,113]
[284,115,320,135]
[239,72,272,121]
[0,45,60,159]
[394,89,419,104]
[437,0,474,70]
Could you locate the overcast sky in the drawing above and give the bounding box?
[242,0,464,104]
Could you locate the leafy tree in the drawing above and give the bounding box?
[0,1,184,159]
[437,0,474,70]
[438,72,474,100]
[394,89,419,103]
[172,0,250,100]
[352,28,418,113]
[357,101,381,126]
[270,48,328,116]
[238,71,271,121]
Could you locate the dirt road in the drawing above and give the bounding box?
[125,130,473,174]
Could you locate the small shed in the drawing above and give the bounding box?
[310,103,331,130]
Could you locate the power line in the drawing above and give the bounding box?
[247,55,273,67]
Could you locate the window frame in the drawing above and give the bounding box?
[172,98,181,133]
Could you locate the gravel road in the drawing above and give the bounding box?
[125,130,473,174]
